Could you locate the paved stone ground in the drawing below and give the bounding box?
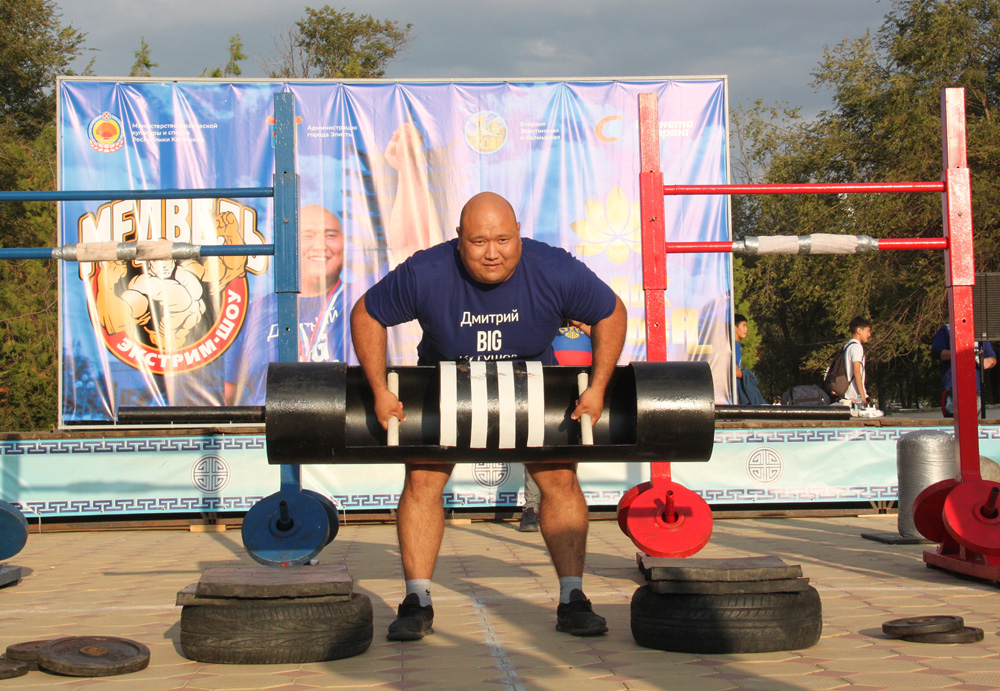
[1,513,998,690]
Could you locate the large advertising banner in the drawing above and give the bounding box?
[57,78,732,425]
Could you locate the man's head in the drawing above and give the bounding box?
[147,259,176,279]
[849,316,872,343]
[299,205,344,296]
[456,192,522,285]
[734,313,748,341]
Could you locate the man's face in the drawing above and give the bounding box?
[735,321,749,341]
[856,326,872,344]
[299,205,344,295]
[456,199,522,285]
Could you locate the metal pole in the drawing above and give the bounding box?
[637,92,671,485]
[663,182,946,196]
[940,88,981,483]
[271,92,303,492]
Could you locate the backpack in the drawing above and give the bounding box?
[823,344,850,398]
[781,384,831,407]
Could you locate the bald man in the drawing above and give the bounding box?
[351,191,627,640]
[225,205,346,405]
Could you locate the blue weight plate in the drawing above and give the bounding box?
[0,500,28,561]
[301,490,341,545]
[241,490,330,566]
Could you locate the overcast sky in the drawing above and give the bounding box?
[59,0,891,119]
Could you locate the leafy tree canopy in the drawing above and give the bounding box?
[264,5,412,78]
[731,0,1000,407]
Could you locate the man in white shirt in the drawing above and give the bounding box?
[843,316,882,417]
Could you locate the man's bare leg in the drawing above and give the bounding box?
[526,461,606,635]
[387,462,454,641]
[526,462,588,576]
[397,462,454,579]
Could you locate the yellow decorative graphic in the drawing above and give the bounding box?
[570,187,641,265]
[465,111,507,154]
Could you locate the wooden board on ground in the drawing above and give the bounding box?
[177,583,352,606]
[638,555,803,582]
[195,564,353,599]
[648,577,811,595]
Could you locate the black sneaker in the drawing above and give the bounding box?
[387,593,434,641]
[518,507,539,532]
[556,589,608,636]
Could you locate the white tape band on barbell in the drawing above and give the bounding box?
[525,361,544,448]
[469,361,488,449]
[496,361,516,449]
[439,362,458,447]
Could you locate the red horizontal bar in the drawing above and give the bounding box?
[664,242,734,254]
[878,238,948,250]
[662,237,948,254]
[663,182,946,196]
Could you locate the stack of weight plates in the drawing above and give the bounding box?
[882,615,984,643]
[631,555,822,654]
[178,564,372,663]
[2,636,149,678]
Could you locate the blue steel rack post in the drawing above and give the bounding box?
[0,93,336,567]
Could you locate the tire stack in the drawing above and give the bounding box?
[179,564,373,664]
[631,555,823,654]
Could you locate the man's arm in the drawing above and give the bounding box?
[572,295,627,424]
[350,295,406,429]
[852,360,868,404]
[384,122,442,268]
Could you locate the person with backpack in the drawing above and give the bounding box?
[734,314,767,405]
[837,316,882,418]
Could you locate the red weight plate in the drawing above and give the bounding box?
[912,478,958,543]
[943,479,1000,556]
[617,481,653,537]
[625,481,713,558]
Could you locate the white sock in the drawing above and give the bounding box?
[559,576,583,603]
[405,579,432,607]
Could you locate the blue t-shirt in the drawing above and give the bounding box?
[364,238,617,365]
[932,323,996,391]
[225,281,346,405]
[735,340,742,369]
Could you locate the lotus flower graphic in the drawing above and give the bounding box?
[570,186,641,265]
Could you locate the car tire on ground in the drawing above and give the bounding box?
[180,592,373,664]
[631,584,822,654]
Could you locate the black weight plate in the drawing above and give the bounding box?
[902,626,985,644]
[6,638,64,662]
[37,636,150,677]
[882,615,964,637]
[301,490,341,545]
[0,658,29,679]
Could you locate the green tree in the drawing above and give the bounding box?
[130,36,157,77]
[732,0,1000,407]
[264,5,412,78]
[0,0,86,430]
[203,34,247,78]
[0,0,86,138]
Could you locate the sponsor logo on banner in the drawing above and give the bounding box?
[191,454,230,493]
[473,462,510,488]
[465,111,507,154]
[746,447,783,484]
[78,198,266,375]
[88,112,125,153]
